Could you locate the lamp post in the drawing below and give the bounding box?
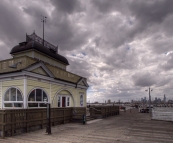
[44,97,51,134]
[145,87,153,117]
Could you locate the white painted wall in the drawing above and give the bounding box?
[152,107,173,121]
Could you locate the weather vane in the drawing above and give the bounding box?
[41,15,47,46]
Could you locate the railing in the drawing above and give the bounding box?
[26,33,58,52]
[0,107,86,138]
[152,107,173,121]
[89,106,119,118]
[72,107,86,122]
[90,107,102,112]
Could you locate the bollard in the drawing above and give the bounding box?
[83,114,86,125]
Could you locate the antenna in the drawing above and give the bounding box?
[41,15,47,46]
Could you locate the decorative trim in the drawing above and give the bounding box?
[24,76,27,108]
[0,71,87,90]
[76,84,88,89]
[50,82,51,104]
[77,77,89,87]
[0,76,24,82]
[1,82,2,109]
[52,88,76,107]
[23,71,76,87]
[24,62,54,78]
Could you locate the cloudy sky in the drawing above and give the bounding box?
[1,0,173,102]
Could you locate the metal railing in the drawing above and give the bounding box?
[26,33,58,52]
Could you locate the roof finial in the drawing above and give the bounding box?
[33,30,35,34]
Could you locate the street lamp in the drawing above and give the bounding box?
[44,97,51,134]
[145,87,153,116]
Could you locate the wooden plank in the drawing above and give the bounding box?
[2,112,5,139]
[11,110,14,136]
[0,107,77,138]
[63,108,65,124]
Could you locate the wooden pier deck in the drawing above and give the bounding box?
[0,108,173,143]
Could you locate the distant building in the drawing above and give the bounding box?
[141,97,147,103]
[157,98,161,103]
[164,94,166,103]
[107,99,111,104]
[144,97,147,103]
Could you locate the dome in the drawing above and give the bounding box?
[10,41,69,65]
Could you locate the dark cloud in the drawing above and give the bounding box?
[132,72,158,87]
[160,54,173,71]
[51,0,84,14]
[67,57,91,78]
[132,71,171,88]
[91,0,128,14]
[103,45,138,70]
[0,1,26,45]
[22,5,46,18]
[0,0,173,102]
[129,0,173,24]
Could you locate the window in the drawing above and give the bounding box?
[67,97,70,106]
[57,95,70,107]
[4,87,23,108]
[80,94,83,107]
[58,96,61,107]
[28,89,48,108]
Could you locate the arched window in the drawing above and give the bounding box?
[80,94,83,107]
[4,87,23,108]
[28,89,48,108]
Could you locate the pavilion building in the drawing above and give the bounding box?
[0,32,89,109]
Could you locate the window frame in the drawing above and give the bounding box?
[28,88,49,108]
[80,93,84,107]
[3,87,23,109]
[57,95,70,107]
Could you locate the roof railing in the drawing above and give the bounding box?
[26,33,58,53]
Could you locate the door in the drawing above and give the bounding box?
[62,97,66,107]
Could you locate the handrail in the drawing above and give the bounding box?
[89,107,102,113]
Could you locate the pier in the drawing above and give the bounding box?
[0,108,173,143]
